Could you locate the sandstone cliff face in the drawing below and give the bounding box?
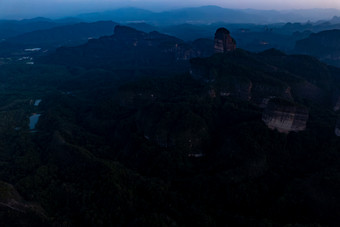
[214,28,236,53]
[262,99,309,133]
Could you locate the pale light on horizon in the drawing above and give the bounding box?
[0,0,340,19]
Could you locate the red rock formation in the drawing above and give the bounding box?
[262,99,309,133]
[214,28,236,53]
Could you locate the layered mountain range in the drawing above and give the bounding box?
[77,6,340,24]
[40,25,340,135]
[0,23,339,226]
[3,10,340,63]
[42,25,214,70]
[190,47,340,133]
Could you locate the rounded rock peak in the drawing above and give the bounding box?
[215,27,230,35]
[214,27,236,53]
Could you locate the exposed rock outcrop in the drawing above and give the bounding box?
[214,28,236,53]
[262,98,309,133]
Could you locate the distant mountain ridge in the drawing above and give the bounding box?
[4,21,117,48]
[0,21,118,57]
[77,6,340,25]
[0,18,58,40]
[76,6,266,25]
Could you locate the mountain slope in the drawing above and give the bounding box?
[0,21,117,57]
[295,29,340,67]
[42,25,213,70]
[0,26,339,226]
[6,21,117,47]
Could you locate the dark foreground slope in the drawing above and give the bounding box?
[0,29,339,226]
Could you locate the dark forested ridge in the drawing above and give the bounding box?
[295,29,340,67]
[3,21,117,48]
[0,25,339,226]
[41,25,214,72]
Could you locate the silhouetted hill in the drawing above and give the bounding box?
[4,21,117,48]
[295,29,340,67]
[125,22,157,33]
[42,25,214,70]
[191,48,339,107]
[119,21,340,53]
[0,18,59,40]
[0,21,118,58]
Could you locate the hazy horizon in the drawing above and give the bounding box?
[1,0,340,19]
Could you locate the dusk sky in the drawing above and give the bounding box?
[1,0,340,18]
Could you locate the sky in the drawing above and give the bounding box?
[1,0,340,19]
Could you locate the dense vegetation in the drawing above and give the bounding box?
[295,29,340,67]
[0,44,339,226]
